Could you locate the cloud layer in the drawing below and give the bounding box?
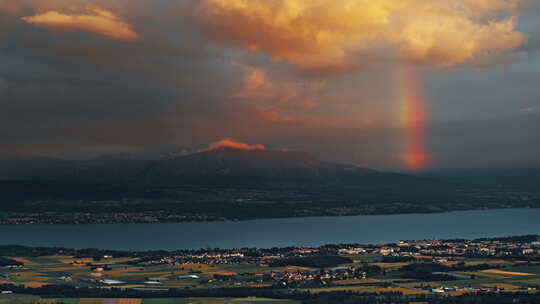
[0,0,538,170]
[198,0,527,74]
[21,7,139,41]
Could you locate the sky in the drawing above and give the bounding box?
[0,0,539,171]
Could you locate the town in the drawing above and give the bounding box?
[1,235,539,303]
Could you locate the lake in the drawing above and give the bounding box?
[1,208,539,251]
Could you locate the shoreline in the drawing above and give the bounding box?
[0,208,539,251]
[0,233,538,254]
[0,206,537,226]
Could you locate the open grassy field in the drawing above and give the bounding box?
[521,278,540,285]
[371,262,410,269]
[0,296,298,304]
[0,295,79,304]
[3,254,318,292]
[2,253,540,299]
[397,268,540,292]
[302,285,375,293]
[2,256,244,289]
[479,283,521,290]
[302,285,426,295]
[502,265,540,275]
[480,269,535,276]
[175,299,298,304]
[332,279,381,285]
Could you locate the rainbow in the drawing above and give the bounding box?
[399,68,431,170]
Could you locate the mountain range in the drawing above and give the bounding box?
[0,147,413,183]
[1,147,538,220]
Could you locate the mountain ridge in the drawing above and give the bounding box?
[143,147,377,181]
[0,147,381,182]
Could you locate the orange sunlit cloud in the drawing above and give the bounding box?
[234,67,323,105]
[198,0,528,170]
[232,66,325,123]
[198,0,527,73]
[21,7,139,41]
[0,2,20,15]
[198,138,266,152]
[233,67,274,100]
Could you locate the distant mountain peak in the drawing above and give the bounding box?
[143,145,375,180]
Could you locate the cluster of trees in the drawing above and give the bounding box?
[0,245,146,259]
[474,235,540,243]
[380,256,416,263]
[400,263,457,281]
[400,262,496,281]
[458,253,540,262]
[3,283,540,304]
[0,284,409,302]
[269,256,353,268]
[302,291,540,304]
[0,257,23,267]
[0,284,300,300]
[3,172,537,224]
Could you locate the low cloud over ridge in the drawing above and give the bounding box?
[199,139,266,152]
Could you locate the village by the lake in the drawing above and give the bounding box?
[1,235,540,303]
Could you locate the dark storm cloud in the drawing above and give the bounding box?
[0,0,248,156]
[517,2,540,53]
[430,114,540,170]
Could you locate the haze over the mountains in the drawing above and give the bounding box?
[1,138,538,225]
[0,138,538,192]
[0,139,404,183]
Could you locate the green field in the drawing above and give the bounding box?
[2,253,540,300]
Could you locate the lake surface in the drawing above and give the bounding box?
[1,208,538,251]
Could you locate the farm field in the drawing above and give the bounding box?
[1,247,540,301]
[0,255,358,291]
[480,269,534,276]
[1,256,249,290]
[302,285,427,295]
[0,295,299,304]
